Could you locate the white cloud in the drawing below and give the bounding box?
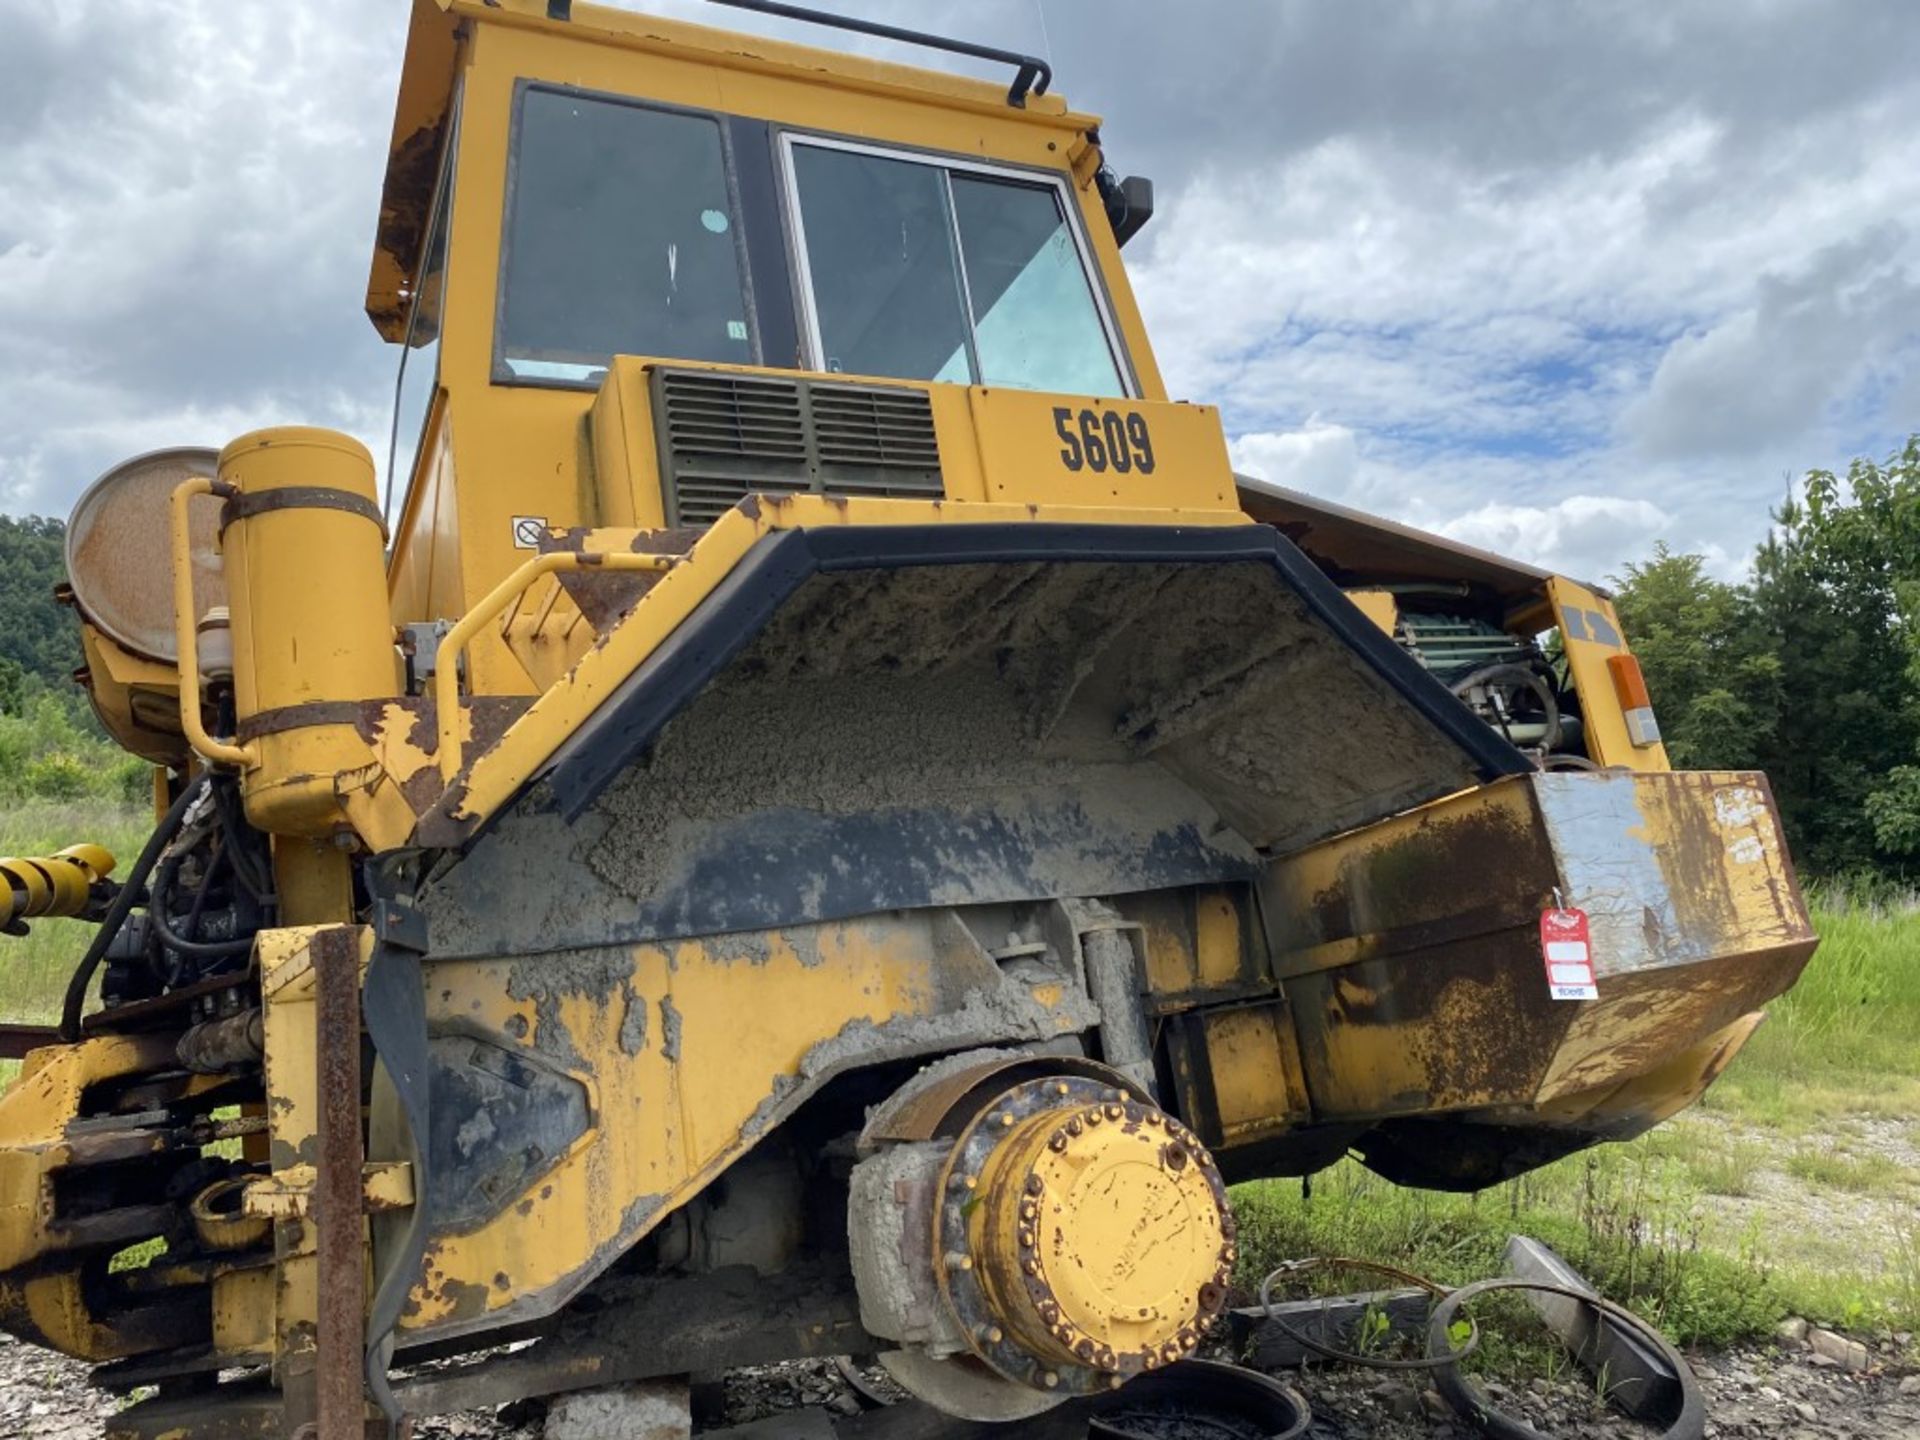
[1624,226,1920,458]
[1229,421,1359,497]
[1433,495,1675,586]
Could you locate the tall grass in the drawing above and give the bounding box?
[1702,896,1920,1127]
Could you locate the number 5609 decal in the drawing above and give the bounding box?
[1053,406,1155,475]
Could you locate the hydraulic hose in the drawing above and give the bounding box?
[1450,663,1561,752]
[148,850,256,961]
[58,774,209,1042]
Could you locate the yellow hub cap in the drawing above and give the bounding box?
[934,1076,1233,1395]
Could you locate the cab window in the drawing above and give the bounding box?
[495,86,755,386]
[785,138,1128,396]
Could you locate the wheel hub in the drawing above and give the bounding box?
[934,1075,1234,1396]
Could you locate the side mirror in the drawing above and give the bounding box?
[1101,173,1155,248]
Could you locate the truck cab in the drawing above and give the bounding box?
[376,0,1223,695]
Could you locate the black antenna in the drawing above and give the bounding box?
[704,0,1052,108]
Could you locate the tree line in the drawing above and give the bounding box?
[1613,437,1919,884]
[0,515,148,803]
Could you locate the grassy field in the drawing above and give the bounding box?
[4,802,1916,1354]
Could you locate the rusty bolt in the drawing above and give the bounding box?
[1142,1354,1158,1371]
[1022,1258,1039,1276]
[1039,1301,1060,1324]
[1066,1117,1083,1137]
[1144,1111,1162,1127]
[1222,1244,1237,1264]
[1160,1344,1180,1364]
[1085,1109,1103,1127]
[1020,1201,1038,1222]
[1049,1132,1069,1153]
[1026,1173,1045,1196]
[1099,1349,1117,1369]
[1104,1103,1123,1121]
[1018,1228,1035,1250]
[1177,1329,1196,1350]
[1075,1339,1095,1360]
[1163,1143,1188,1171]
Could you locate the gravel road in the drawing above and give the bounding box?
[5,1331,1914,1440]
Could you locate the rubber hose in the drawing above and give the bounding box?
[58,774,208,1041]
[1425,1277,1704,1440]
[1258,1258,1481,1371]
[148,853,256,960]
[1450,663,1561,752]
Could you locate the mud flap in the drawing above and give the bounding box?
[362,882,430,1427]
[424,524,1531,959]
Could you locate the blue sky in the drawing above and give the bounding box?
[3,0,1916,585]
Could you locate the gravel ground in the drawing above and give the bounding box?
[5,1332,1914,1440]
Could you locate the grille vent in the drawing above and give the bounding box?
[652,368,943,526]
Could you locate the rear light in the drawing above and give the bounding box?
[1607,654,1662,747]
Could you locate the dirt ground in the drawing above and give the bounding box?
[5,1331,1914,1440]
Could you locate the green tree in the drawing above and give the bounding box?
[0,656,23,716]
[0,515,81,686]
[1611,545,1779,772]
[1748,439,1920,877]
[1613,438,1920,881]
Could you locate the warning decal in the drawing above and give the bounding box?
[1539,907,1598,1001]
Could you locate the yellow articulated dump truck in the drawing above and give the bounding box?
[0,1,1814,1434]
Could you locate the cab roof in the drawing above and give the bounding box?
[366,0,1096,339]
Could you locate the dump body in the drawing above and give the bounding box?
[0,2,1812,1434]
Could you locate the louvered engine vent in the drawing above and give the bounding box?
[651,368,944,526]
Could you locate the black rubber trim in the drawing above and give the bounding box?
[726,115,803,370]
[543,522,1531,824]
[1427,1278,1702,1438]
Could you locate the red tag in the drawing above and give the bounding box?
[1539,908,1597,1000]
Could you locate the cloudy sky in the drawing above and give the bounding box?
[3,0,1916,582]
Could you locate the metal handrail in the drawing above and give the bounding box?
[169,476,255,769]
[705,0,1052,107]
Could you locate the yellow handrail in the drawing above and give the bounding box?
[435,551,677,782]
[170,477,254,769]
